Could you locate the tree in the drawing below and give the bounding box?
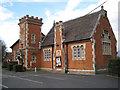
[0,39,7,62]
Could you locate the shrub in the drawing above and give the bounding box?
[13,65,26,72]
[107,59,120,77]
[2,62,8,68]
[7,63,14,71]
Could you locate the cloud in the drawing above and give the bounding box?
[0,0,68,3]
[45,9,50,17]
[0,5,18,52]
[0,6,13,21]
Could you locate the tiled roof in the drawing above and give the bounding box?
[42,10,101,46]
[10,39,19,48]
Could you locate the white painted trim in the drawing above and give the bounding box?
[40,68,52,70]
[25,49,28,68]
[90,14,101,38]
[91,38,96,72]
[56,69,62,71]
[68,69,95,72]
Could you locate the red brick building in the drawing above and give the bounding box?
[10,7,117,75]
[3,52,12,62]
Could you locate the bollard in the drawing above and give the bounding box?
[35,67,36,72]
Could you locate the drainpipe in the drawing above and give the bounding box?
[66,43,68,73]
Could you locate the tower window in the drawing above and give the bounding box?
[32,55,36,63]
[31,34,35,43]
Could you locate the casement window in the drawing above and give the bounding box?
[31,34,35,43]
[102,30,111,55]
[72,44,85,60]
[32,55,36,63]
[43,49,51,61]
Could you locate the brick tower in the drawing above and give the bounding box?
[18,15,43,69]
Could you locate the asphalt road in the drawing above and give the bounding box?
[1,69,120,88]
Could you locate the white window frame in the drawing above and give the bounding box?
[102,30,111,55]
[71,44,85,60]
[43,48,52,61]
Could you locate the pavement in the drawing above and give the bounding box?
[1,69,120,89]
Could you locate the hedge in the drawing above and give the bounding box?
[13,65,26,72]
[107,59,120,76]
[7,63,14,71]
[2,62,8,68]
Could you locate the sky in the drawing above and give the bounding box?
[0,0,119,55]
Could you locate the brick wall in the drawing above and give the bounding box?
[94,15,117,69]
[66,41,94,71]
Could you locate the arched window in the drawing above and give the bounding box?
[102,30,111,55]
[81,45,85,59]
[77,46,80,58]
[73,46,77,58]
[44,49,51,61]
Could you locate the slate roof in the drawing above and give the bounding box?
[42,10,101,46]
[10,39,19,48]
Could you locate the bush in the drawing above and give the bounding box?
[107,59,120,77]
[13,65,26,72]
[7,63,14,71]
[2,62,8,68]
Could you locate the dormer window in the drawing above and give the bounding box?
[102,30,111,55]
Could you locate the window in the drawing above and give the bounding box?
[44,49,51,61]
[32,56,36,63]
[31,34,35,43]
[102,30,111,55]
[72,45,85,60]
[73,47,77,58]
[81,45,85,59]
[77,46,80,58]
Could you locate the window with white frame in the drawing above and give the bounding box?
[44,49,51,61]
[32,55,36,63]
[72,45,85,60]
[31,34,35,43]
[102,30,111,55]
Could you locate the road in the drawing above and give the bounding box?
[1,69,119,89]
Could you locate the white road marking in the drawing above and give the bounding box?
[0,84,8,88]
[12,76,43,84]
